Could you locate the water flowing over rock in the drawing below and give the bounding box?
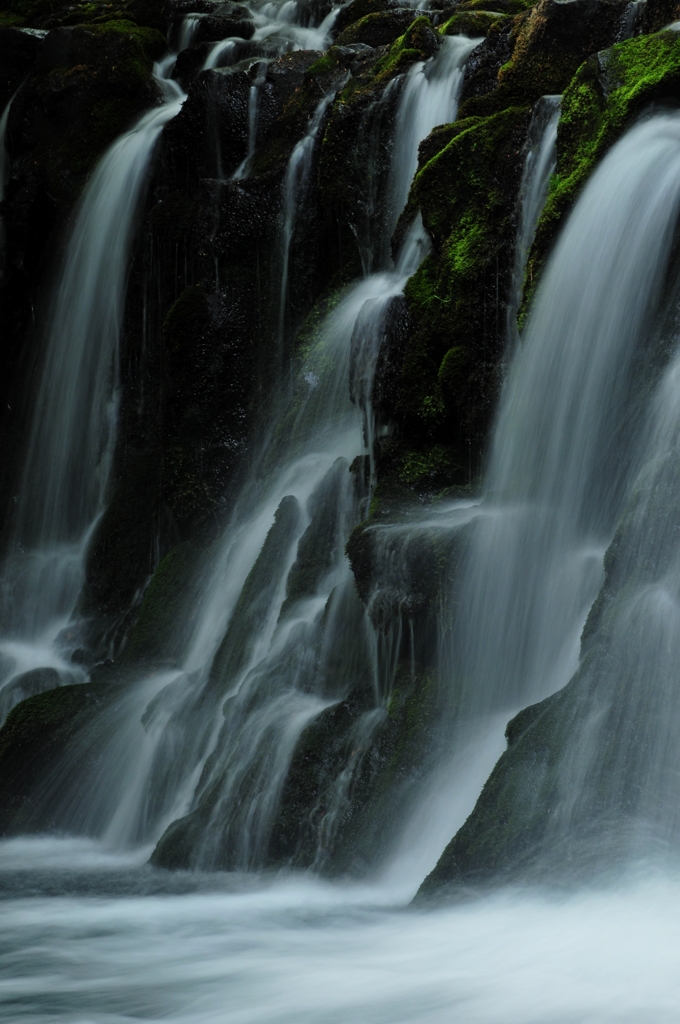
[2,1,680,995]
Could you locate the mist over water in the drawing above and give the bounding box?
[1,839,680,1024]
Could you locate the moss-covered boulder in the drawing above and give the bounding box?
[318,17,440,281]
[377,104,530,487]
[335,9,416,49]
[4,22,163,262]
[271,662,446,873]
[528,29,680,292]
[0,27,42,109]
[0,0,166,31]
[458,0,629,119]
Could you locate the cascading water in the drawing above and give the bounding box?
[232,59,270,180]
[18,33,481,872]
[381,111,680,885]
[0,62,186,721]
[201,0,341,71]
[277,86,343,349]
[5,12,680,1023]
[506,94,560,352]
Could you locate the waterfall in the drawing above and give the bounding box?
[390,111,680,883]
[0,63,186,721]
[203,38,237,71]
[506,94,560,353]
[278,86,341,350]
[202,0,341,72]
[27,35,480,868]
[232,60,271,181]
[0,87,19,276]
[177,14,202,53]
[387,35,479,234]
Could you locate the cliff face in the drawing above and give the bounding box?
[1,0,679,877]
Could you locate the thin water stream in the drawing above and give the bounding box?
[0,59,186,719]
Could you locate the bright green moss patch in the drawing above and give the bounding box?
[389,106,529,457]
[371,16,437,83]
[529,30,680,296]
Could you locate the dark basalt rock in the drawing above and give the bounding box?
[193,7,255,45]
[334,9,417,48]
[458,0,630,118]
[0,681,119,834]
[0,28,42,109]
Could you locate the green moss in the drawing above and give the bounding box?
[400,445,458,486]
[388,106,529,463]
[0,0,166,30]
[459,0,534,11]
[335,9,415,48]
[529,31,680,294]
[440,11,509,37]
[20,20,162,208]
[371,16,437,83]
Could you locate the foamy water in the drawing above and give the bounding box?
[0,838,679,1023]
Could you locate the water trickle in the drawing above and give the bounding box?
[386,34,481,235]
[506,94,560,353]
[232,60,270,180]
[0,62,186,720]
[177,14,202,52]
[203,38,238,71]
[0,86,19,275]
[278,85,343,351]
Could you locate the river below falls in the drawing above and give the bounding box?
[0,838,679,1023]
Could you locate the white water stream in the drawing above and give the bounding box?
[0,61,186,719]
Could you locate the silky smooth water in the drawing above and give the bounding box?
[441,111,680,726]
[16,35,480,871]
[0,62,186,717]
[506,94,560,352]
[1,839,679,1024]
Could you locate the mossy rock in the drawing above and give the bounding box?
[0,27,42,109]
[121,541,203,664]
[379,105,530,479]
[528,29,680,299]
[271,663,446,874]
[458,0,629,120]
[0,0,167,31]
[440,10,510,37]
[370,15,440,84]
[7,23,162,212]
[335,9,416,49]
